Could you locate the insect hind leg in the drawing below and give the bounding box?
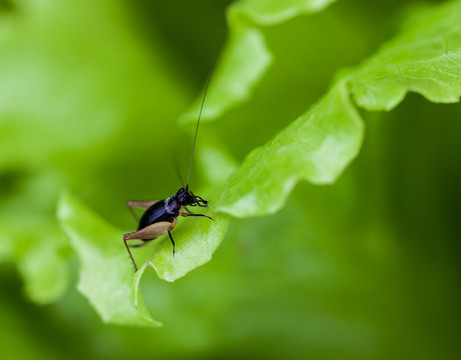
[123,238,141,272]
[126,200,159,222]
[128,239,151,248]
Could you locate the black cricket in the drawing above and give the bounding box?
[123,33,223,272]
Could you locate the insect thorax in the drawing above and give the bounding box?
[164,196,179,214]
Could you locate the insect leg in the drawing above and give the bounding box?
[167,230,175,256]
[123,238,140,272]
[127,207,139,222]
[124,221,171,240]
[180,210,214,221]
[123,221,171,271]
[129,240,150,248]
[126,200,159,222]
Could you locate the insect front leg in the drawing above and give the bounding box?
[180,210,214,221]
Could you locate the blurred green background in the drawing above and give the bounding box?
[0,0,460,359]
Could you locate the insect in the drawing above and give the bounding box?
[123,33,223,272]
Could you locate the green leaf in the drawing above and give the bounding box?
[217,80,363,217]
[57,191,160,327]
[217,0,461,218]
[17,238,69,305]
[179,26,271,124]
[230,0,337,25]
[349,1,461,111]
[141,205,230,282]
[48,0,461,327]
[0,0,187,307]
[56,142,235,324]
[138,143,234,282]
[180,0,336,124]
[0,172,71,304]
[196,137,241,189]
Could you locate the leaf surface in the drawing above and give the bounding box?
[180,0,337,124]
[217,81,363,216]
[58,191,160,327]
[350,1,461,110]
[57,0,461,326]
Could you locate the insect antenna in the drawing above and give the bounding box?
[174,163,186,188]
[170,150,186,188]
[186,30,224,191]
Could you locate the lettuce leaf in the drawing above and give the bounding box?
[58,191,160,326]
[180,0,337,124]
[57,0,461,327]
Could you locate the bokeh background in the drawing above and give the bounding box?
[0,0,460,359]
